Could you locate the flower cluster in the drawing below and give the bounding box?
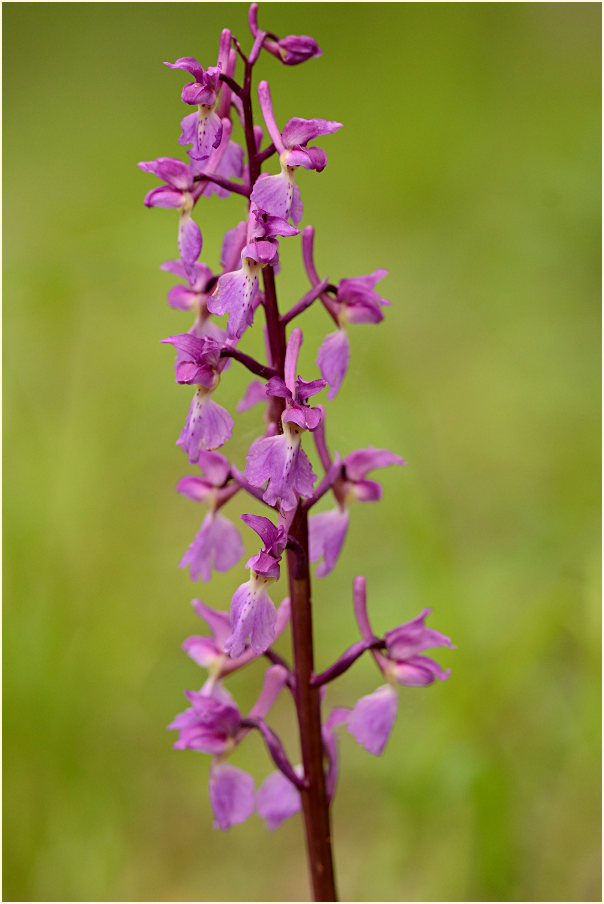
[141,2,454,882]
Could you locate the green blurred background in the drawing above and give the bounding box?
[3,3,601,901]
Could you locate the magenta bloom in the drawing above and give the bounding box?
[316,270,391,398]
[245,329,325,510]
[183,600,234,671]
[168,690,242,754]
[161,338,232,460]
[224,514,288,658]
[184,596,291,676]
[245,422,317,512]
[309,447,405,577]
[147,9,454,858]
[250,81,342,225]
[165,57,223,162]
[161,333,222,387]
[384,609,455,686]
[139,157,202,268]
[161,259,214,312]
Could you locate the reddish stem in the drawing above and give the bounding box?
[286,506,338,901]
[240,54,338,902]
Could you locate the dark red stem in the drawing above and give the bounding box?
[241,52,338,902]
[219,346,279,380]
[286,506,338,900]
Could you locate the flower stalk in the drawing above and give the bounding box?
[141,6,454,901]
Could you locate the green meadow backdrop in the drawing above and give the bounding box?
[4,3,601,901]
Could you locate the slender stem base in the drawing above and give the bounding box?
[287,505,338,902]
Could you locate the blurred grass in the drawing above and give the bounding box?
[3,3,601,901]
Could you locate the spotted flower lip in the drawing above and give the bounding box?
[207,240,278,341]
[245,429,316,511]
[177,388,233,460]
[165,58,225,162]
[183,596,291,675]
[224,572,278,658]
[223,514,291,658]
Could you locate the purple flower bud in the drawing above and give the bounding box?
[276,34,322,65]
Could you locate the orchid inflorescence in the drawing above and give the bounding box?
[141,5,454,898]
